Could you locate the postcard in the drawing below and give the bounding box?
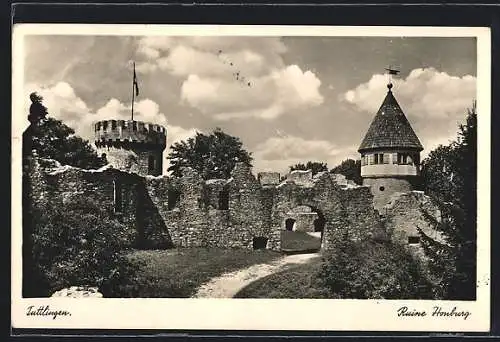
[11,24,491,332]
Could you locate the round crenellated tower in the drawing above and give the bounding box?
[94,119,167,176]
[358,82,424,210]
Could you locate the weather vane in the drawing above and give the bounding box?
[385,65,400,89]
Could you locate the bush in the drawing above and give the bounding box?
[30,197,138,297]
[316,239,435,299]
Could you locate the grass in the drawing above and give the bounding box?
[234,255,330,298]
[117,248,282,298]
[280,230,322,253]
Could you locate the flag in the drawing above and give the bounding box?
[133,62,139,96]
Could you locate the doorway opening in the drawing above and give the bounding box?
[285,218,296,231]
[253,237,268,250]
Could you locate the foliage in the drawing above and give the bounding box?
[289,161,328,176]
[25,92,106,169]
[29,117,106,169]
[167,128,253,180]
[29,197,138,297]
[418,102,477,300]
[330,158,362,185]
[117,248,281,297]
[28,92,48,124]
[316,239,435,299]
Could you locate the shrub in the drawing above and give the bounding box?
[316,239,435,299]
[30,197,138,297]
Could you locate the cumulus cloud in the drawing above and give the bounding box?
[251,135,352,174]
[135,36,323,120]
[24,82,197,174]
[343,67,476,155]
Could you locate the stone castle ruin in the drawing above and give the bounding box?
[24,82,442,254]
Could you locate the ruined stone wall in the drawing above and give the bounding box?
[27,155,429,253]
[26,156,147,247]
[96,146,163,177]
[257,172,280,186]
[383,191,443,245]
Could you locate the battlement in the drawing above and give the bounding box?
[94,120,166,150]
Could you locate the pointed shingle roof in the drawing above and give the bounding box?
[358,84,423,152]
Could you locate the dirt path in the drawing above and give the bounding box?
[193,253,320,298]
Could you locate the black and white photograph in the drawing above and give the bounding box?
[11,24,490,331]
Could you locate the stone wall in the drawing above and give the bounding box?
[96,146,163,177]
[257,172,281,186]
[383,191,444,245]
[26,155,438,253]
[363,177,414,211]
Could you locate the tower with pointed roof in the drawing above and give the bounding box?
[358,81,423,210]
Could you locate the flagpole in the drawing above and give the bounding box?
[131,62,135,121]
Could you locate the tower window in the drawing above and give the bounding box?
[373,153,384,165]
[111,120,117,129]
[397,153,408,165]
[132,122,137,131]
[383,153,389,164]
[379,186,385,191]
[103,121,108,131]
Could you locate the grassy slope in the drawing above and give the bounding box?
[280,230,322,252]
[234,256,329,298]
[119,248,282,298]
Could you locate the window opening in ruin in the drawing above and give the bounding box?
[168,188,181,210]
[285,218,296,231]
[379,186,385,191]
[218,190,229,210]
[148,155,156,174]
[408,236,420,244]
[113,180,123,213]
[253,237,268,250]
[133,122,137,131]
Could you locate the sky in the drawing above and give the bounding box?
[23,35,477,175]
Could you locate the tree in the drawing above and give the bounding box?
[418,101,477,300]
[28,196,138,297]
[24,92,106,169]
[23,92,108,297]
[317,239,434,299]
[289,161,328,176]
[28,92,48,125]
[330,158,362,185]
[167,128,253,180]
